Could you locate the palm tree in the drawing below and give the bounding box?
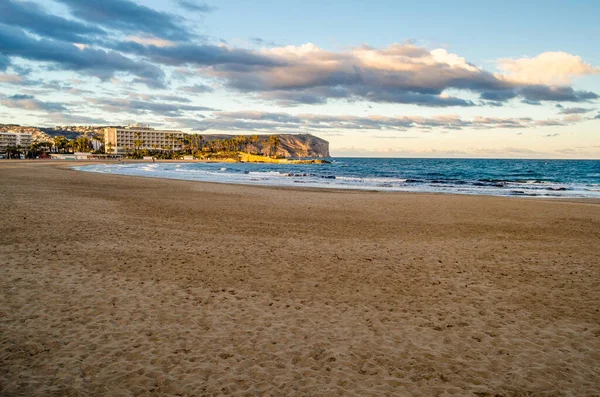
[177,136,187,154]
[268,135,280,157]
[46,140,54,154]
[54,135,68,153]
[251,135,260,154]
[133,132,144,158]
[166,133,175,154]
[187,134,202,157]
[6,145,21,159]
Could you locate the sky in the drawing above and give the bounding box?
[0,0,599,158]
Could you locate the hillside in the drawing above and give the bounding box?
[202,134,330,158]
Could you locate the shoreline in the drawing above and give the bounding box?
[73,159,600,202]
[3,159,600,203]
[1,161,599,395]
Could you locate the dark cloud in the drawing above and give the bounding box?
[558,107,593,115]
[177,1,216,13]
[258,90,329,106]
[520,99,542,106]
[115,41,283,68]
[55,0,191,41]
[266,89,475,107]
[486,87,598,105]
[89,97,216,117]
[181,84,214,93]
[0,94,68,112]
[0,25,165,87]
[358,90,475,107]
[480,90,517,101]
[0,54,10,71]
[518,86,598,102]
[595,113,600,119]
[0,0,105,43]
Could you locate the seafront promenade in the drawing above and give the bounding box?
[1,161,599,396]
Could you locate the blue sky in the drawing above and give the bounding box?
[0,0,599,158]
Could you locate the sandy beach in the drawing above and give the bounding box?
[1,160,599,396]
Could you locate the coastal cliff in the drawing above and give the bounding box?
[202,134,330,158]
[276,134,330,158]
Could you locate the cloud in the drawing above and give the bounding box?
[44,113,113,125]
[0,54,10,71]
[535,119,565,127]
[207,43,503,106]
[0,94,68,112]
[250,37,279,47]
[151,42,595,107]
[0,73,23,84]
[181,84,215,93]
[177,0,216,13]
[557,107,594,115]
[130,93,193,103]
[497,52,600,85]
[0,25,166,87]
[0,0,597,110]
[0,0,106,44]
[114,41,283,68]
[543,133,560,137]
[54,0,192,41]
[126,36,177,48]
[89,97,216,117]
[183,110,582,133]
[518,85,598,103]
[561,115,583,123]
[596,113,600,119]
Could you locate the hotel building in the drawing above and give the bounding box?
[104,125,186,154]
[0,132,33,152]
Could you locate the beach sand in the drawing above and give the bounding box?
[1,161,599,396]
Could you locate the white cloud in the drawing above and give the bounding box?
[496,51,600,85]
[126,36,177,48]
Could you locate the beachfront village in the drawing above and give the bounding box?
[0,123,329,163]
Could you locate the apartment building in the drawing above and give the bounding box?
[0,132,33,152]
[104,125,185,154]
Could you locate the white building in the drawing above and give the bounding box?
[104,125,185,154]
[0,132,33,152]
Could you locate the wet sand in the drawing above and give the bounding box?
[1,161,599,396]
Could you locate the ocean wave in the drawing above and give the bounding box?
[73,160,600,199]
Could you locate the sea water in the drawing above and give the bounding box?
[74,158,600,198]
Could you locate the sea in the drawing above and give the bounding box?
[74,158,600,198]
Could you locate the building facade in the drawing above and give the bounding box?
[104,126,185,154]
[0,132,33,153]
